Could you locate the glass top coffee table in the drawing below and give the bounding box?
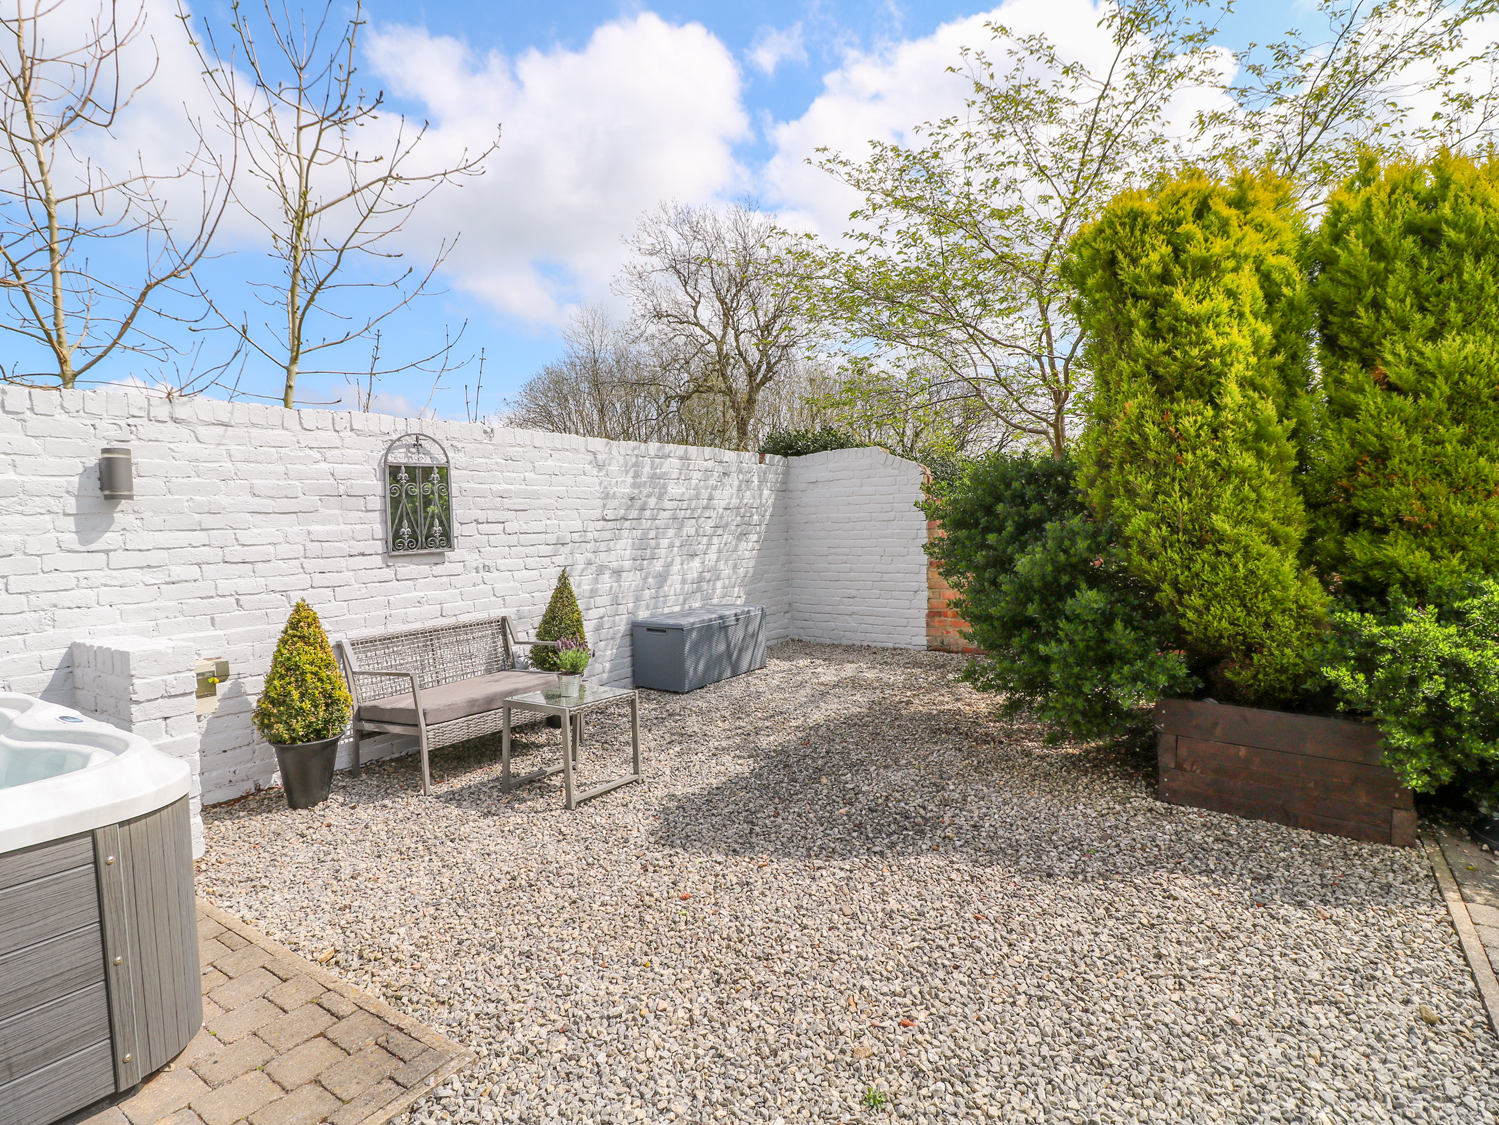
[500,683,641,810]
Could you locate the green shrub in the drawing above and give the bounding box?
[1318,580,1499,794]
[758,427,866,458]
[923,451,1194,739]
[1306,150,1499,602]
[1069,169,1325,705]
[252,599,351,745]
[531,568,587,672]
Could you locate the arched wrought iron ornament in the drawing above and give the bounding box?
[381,434,454,554]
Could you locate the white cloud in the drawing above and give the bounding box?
[363,14,751,325]
[748,23,808,76]
[762,0,1125,239]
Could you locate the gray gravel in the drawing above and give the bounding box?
[199,641,1497,1124]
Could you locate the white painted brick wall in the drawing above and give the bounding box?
[1,387,926,806]
[71,636,204,857]
[788,448,929,648]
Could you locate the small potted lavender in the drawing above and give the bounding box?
[553,637,592,698]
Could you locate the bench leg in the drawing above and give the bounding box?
[418,727,432,796]
[350,725,362,778]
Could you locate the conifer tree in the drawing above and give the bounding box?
[531,569,587,672]
[1069,170,1325,705]
[1306,150,1499,602]
[252,600,351,745]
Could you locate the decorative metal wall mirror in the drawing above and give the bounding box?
[382,434,454,554]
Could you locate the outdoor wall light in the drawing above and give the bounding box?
[99,446,133,500]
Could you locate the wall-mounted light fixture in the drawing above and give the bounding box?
[195,657,230,717]
[99,447,133,500]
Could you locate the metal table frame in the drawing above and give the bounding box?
[500,685,641,809]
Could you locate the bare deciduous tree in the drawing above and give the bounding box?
[504,302,829,449]
[188,0,496,407]
[0,0,228,388]
[617,202,814,452]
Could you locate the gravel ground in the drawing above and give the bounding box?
[200,642,1497,1125]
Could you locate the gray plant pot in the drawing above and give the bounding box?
[271,735,342,809]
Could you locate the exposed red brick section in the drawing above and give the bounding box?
[926,519,982,654]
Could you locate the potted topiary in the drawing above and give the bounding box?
[531,568,587,669]
[533,568,587,722]
[252,599,352,809]
[553,637,592,697]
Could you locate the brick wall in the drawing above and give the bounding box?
[787,448,929,649]
[1,388,930,807]
[925,520,980,654]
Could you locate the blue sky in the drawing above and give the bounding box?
[58,0,1308,418]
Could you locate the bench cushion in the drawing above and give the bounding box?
[359,670,560,727]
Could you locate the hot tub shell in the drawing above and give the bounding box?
[0,694,201,1125]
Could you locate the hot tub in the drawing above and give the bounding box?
[0,693,201,1125]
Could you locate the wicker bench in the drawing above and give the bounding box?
[337,615,558,795]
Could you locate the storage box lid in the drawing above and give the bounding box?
[633,604,763,630]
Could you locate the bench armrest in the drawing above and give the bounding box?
[511,637,558,648]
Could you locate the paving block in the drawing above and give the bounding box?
[214,943,273,978]
[174,1030,222,1069]
[259,1001,337,1052]
[216,929,250,952]
[199,937,231,965]
[328,1078,403,1125]
[120,1066,210,1124]
[209,966,281,1011]
[248,1084,341,1125]
[200,967,230,992]
[266,974,327,1013]
[263,957,309,983]
[376,1028,426,1062]
[206,997,281,1043]
[158,1111,208,1125]
[191,1035,274,1088]
[192,1070,282,1125]
[323,1010,388,1052]
[317,991,357,1019]
[264,1036,347,1091]
[1470,901,1499,928]
[390,1047,447,1089]
[74,1107,130,1125]
[318,1044,401,1101]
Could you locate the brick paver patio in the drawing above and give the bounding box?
[68,901,469,1125]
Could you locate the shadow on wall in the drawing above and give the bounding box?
[72,460,115,547]
[570,447,788,684]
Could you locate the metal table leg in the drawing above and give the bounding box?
[562,705,577,810]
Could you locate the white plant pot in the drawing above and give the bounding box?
[557,673,584,698]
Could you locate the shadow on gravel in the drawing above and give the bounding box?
[646,694,1411,916]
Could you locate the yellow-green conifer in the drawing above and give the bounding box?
[1306,149,1499,601]
[1069,170,1325,705]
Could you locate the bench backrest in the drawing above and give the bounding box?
[343,615,518,691]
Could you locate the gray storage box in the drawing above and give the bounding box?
[632,604,766,692]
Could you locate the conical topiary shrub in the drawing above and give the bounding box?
[252,599,352,746]
[531,568,587,672]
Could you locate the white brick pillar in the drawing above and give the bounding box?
[72,636,204,857]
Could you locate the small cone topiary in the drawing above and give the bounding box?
[531,568,587,672]
[252,599,352,745]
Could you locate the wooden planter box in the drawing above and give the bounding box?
[1155,699,1415,847]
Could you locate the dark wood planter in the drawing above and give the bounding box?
[1154,699,1415,847]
